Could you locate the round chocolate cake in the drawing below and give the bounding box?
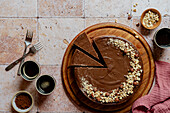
[70,34,143,104]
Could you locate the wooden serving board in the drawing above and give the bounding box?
[61,22,155,112]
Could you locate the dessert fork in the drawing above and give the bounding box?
[17,30,33,75]
[5,42,43,71]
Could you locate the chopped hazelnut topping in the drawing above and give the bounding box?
[115,98,119,102]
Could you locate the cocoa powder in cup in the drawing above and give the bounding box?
[15,93,32,109]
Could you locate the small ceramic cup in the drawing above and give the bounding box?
[19,60,40,81]
[11,91,34,113]
[35,75,56,95]
[153,28,170,48]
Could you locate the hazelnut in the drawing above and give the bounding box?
[128,15,132,20]
[120,84,123,89]
[130,68,134,72]
[135,54,139,58]
[116,93,120,96]
[108,90,113,93]
[115,98,119,102]
[93,87,97,92]
[106,92,110,97]
[96,97,101,101]
[133,9,137,12]
[124,49,128,53]
[136,23,140,27]
[91,93,94,98]
[133,81,139,86]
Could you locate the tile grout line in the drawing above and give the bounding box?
[0,16,160,19]
[36,0,39,112]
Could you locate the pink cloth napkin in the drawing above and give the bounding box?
[132,61,170,113]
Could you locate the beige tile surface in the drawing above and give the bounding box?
[38,18,85,65]
[0,0,37,17]
[131,0,169,17]
[85,17,131,28]
[0,18,38,65]
[0,0,169,112]
[85,0,132,17]
[38,0,84,17]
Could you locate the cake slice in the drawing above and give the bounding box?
[70,49,103,67]
[74,32,99,60]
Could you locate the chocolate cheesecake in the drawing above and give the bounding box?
[71,35,143,104]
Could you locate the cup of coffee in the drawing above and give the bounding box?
[20,61,40,81]
[35,75,56,95]
[154,28,170,48]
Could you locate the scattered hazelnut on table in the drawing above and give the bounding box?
[136,23,140,27]
[133,9,137,12]
[128,14,132,20]
[115,19,117,23]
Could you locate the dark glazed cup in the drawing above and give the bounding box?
[153,28,170,48]
[35,75,56,95]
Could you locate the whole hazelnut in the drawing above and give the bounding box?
[133,81,139,86]
[135,54,139,58]
[106,92,110,97]
[91,93,94,98]
[93,87,97,92]
[120,84,123,89]
[124,49,128,53]
[108,90,113,93]
[130,68,134,72]
[115,98,119,102]
[96,97,101,101]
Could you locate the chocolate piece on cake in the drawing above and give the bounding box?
[73,32,99,59]
[70,49,103,67]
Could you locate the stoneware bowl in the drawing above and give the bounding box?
[11,91,34,113]
[141,8,161,29]
[35,75,56,95]
[20,60,40,81]
[153,28,170,48]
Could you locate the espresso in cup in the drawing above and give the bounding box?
[20,61,40,81]
[36,75,56,95]
[154,28,170,48]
